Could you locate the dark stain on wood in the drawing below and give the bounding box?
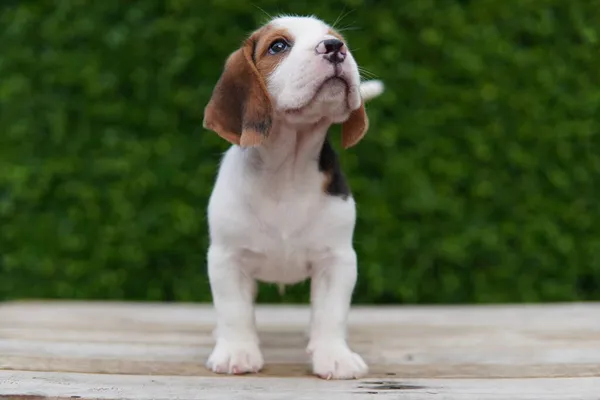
[358,381,426,391]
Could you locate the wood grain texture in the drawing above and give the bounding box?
[1,301,599,399]
[2,370,600,400]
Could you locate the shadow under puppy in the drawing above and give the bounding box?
[203,15,384,380]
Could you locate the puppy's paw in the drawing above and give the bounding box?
[308,340,368,380]
[206,340,264,375]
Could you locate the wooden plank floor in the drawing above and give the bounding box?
[0,301,599,399]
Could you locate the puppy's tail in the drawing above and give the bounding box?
[359,79,385,102]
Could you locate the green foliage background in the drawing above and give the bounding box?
[1,0,599,303]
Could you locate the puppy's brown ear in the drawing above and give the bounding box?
[341,103,369,149]
[203,38,272,147]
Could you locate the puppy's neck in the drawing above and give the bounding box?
[246,118,332,172]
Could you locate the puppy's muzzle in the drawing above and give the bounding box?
[316,38,346,64]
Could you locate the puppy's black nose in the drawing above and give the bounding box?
[316,38,347,64]
[323,38,344,53]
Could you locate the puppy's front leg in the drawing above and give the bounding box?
[308,248,368,380]
[206,246,263,374]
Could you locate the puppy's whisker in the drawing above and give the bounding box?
[358,66,376,73]
[331,8,348,30]
[362,75,379,82]
[337,26,361,33]
[331,9,355,31]
[252,4,273,23]
[336,20,360,32]
[359,74,375,83]
[340,9,356,25]
[331,8,345,30]
[358,68,378,79]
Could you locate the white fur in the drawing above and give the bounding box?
[267,16,362,124]
[360,79,385,101]
[205,16,384,380]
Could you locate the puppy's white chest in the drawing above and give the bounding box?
[244,238,311,285]
[209,146,355,285]
[241,190,321,284]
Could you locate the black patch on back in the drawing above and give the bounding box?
[318,137,351,200]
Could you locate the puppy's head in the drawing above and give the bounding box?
[203,15,368,149]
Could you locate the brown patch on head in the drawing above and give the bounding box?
[327,28,345,42]
[203,24,292,147]
[253,27,293,78]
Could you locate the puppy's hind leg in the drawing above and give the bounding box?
[206,246,263,375]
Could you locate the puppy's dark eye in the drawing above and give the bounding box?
[268,39,289,55]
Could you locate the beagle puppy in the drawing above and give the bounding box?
[203,15,384,380]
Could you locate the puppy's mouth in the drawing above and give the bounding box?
[284,76,350,115]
